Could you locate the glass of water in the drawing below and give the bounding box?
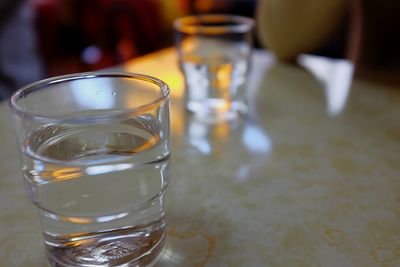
[9,72,170,267]
[174,14,254,122]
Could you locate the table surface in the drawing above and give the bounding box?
[1,48,400,266]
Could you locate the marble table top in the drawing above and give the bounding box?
[1,48,399,266]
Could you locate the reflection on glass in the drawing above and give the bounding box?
[299,55,354,116]
[71,78,115,109]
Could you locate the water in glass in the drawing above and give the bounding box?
[22,114,169,267]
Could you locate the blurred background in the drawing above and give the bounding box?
[0,0,399,101]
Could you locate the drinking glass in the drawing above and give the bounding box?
[9,72,170,267]
[174,14,254,122]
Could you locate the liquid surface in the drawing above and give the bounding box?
[23,114,170,266]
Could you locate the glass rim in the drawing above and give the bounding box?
[174,14,254,35]
[9,71,170,123]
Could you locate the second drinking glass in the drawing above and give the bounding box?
[174,14,254,122]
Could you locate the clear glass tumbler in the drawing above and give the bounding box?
[9,72,170,267]
[174,14,254,122]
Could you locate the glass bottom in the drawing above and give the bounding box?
[45,221,166,267]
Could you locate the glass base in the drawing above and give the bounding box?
[46,225,166,267]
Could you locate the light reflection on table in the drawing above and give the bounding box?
[299,55,354,117]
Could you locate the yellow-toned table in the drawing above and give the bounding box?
[1,48,399,266]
